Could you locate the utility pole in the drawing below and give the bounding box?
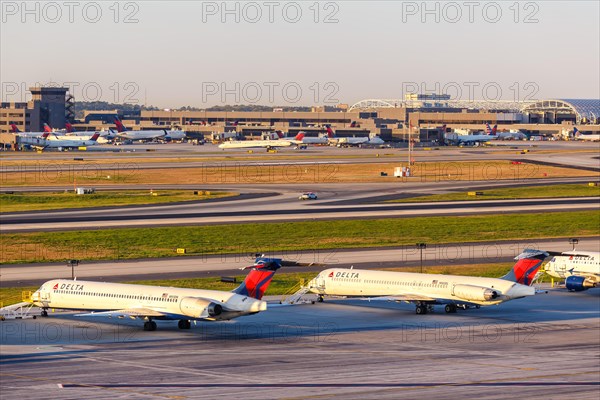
[68,259,79,280]
[416,243,427,273]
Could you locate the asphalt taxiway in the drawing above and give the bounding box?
[2,237,599,286]
[1,287,598,399]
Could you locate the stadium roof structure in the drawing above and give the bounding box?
[349,98,600,124]
[348,99,534,112]
[521,99,600,124]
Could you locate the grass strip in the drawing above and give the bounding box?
[1,211,598,264]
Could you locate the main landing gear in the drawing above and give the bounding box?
[143,319,157,331]
[41,309,48,317]
[317,295,324,303]
[445,304,457,314]
[415,302,433,315]
[178,320,191,330]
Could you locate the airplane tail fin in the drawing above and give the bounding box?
[492,125,497,135]
[41,132,51,139]
[90,133,101,142]
[114,118,126,133]
[325,125,335,138]
[233,256,316,300]
[275,130,284,139]
[485,123,492,135]
[573,127,580,137]
[65,122,73,133]
[232,257,284,300]
[501,249,549,285]
[295,132,306,141]
[10,124,21,133]
[43,123,52,133]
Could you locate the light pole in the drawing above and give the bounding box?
[569,238,579,251]
[68,259,79,280]
[416,243,427,273]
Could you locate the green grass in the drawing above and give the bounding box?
[1,263,556,307]
[388,184,600,203]
[2,211,599,264]
[0,190,237,212]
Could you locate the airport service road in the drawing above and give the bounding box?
[2,237,599,285]
[1,196,598,232]
[1,287,598,400]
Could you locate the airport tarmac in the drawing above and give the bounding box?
[1,286,598,399]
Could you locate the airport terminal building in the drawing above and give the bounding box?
[1,88,599,143]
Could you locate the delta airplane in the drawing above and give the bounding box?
[485,123,526,140]
[277,131,329,145]
[114,118,186,142]
[325,125,385,146]
[307,249,548,314]
[10,123,58,137]
[574,127,600,142]
[63,123,112,144]
[42,132,102,149]
[218,138,293,150]
[30,256,295,331]
[544,250,599,291]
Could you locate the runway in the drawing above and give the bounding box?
[2,237,599,286]
[2,196,598,232]
[1,286,598,399]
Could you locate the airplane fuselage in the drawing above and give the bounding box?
[308,268,534,306]
[32,279,267,321]
[544,252,600,279]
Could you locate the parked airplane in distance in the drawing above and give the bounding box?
[218,137,293,150]
[43,132,102,149]
[544,250,599,291]
[114,118,186,142]
[325,125,384,146]
[276,131,329,145]
[31,256,300,331]
[10,123,57,137]
[574,127,600,142]
[486,123,526,140]
[307,249,548,314]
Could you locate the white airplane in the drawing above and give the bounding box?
[306,249,548,314]
[114,118,186,142]
[486,124,526,140]
[218,138,293,150]
[10,123,60,137]
[544,250,599,291]
[16,131,52,148]
[42,132,101,149]
[277,131,329,145]
[60,123,113,144]
[574,127,600,142]
[30,256,296,331]
[325,125,384,147]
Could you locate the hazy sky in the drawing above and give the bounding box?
[1,1,599,108]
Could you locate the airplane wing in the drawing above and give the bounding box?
[75,307,167,319]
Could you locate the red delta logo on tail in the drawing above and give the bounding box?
[233,258,283,300]
[325,125,335,138]
[10,124,21,133]
[90,133,101,141]
[65,122,73,133]
[43,123,52,133]
[114,118,126,133]
[295,132,306,141]
[501,250,549,285]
